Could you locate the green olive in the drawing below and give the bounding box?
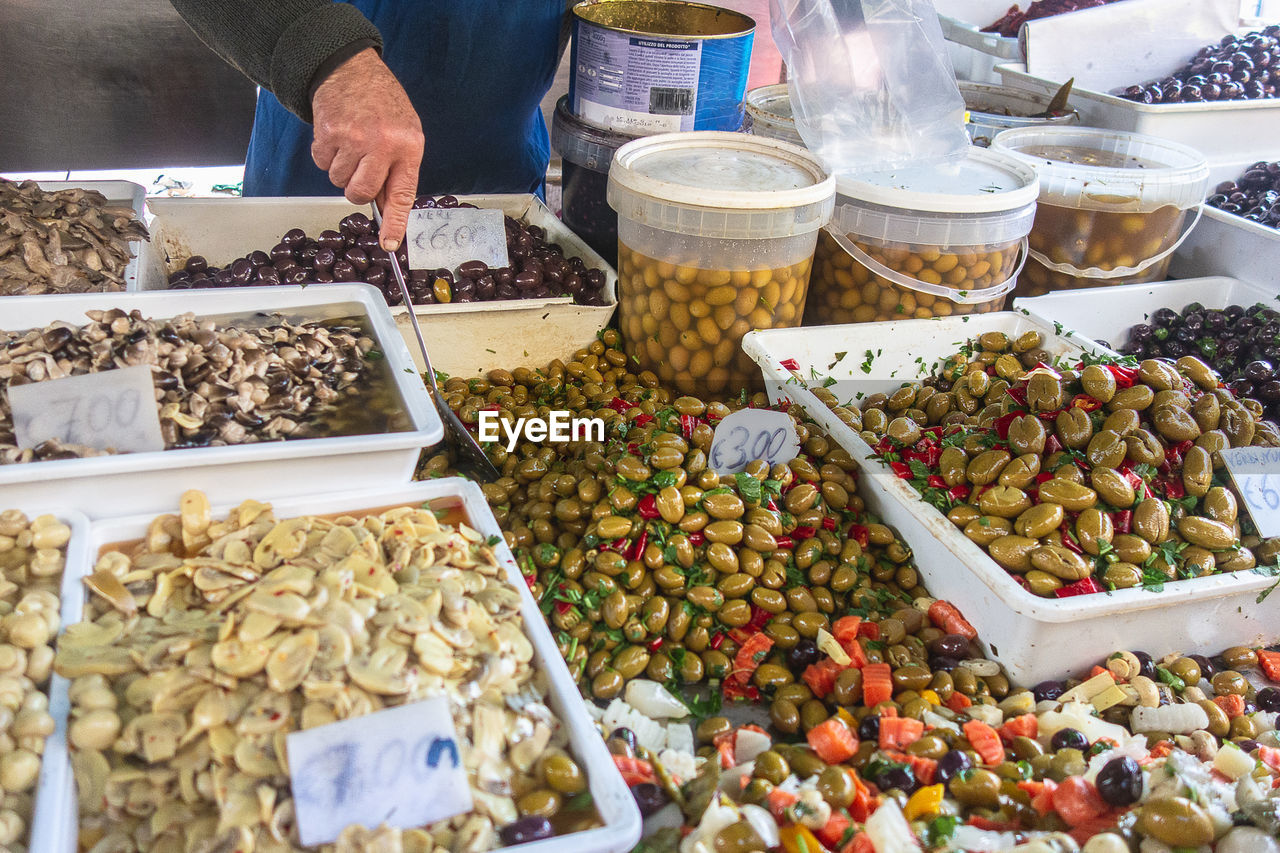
[1167,656,1202,685]
[1037,480,1098,512]
[770,698,801,734]
[612,645,650,680]
[696,716,733,745]
[1181,445,1214,498]
[963,516,1011,548]
[1137,797,1214,847]
[817,765,856,809]
[1151,405,1201,443]
[1015,503,1064,539]
[800,699,830,731]
[978,486,1032,519]
[1075,508,1114,556]
[713,822,766,853]
[988,535,1039,573]
[517,788,563,818]
[1177,516,1236,550]
[1055,408,1094,449]
[950,768,1001,806]
[998,454,1041,489]
[1030,544,1092,581]
[753,663,794,691]
[1090,467,1135,508]
[967,449,1012,486]
[1080,364,1117,402]
[541,753,587,794]
[1132,499,1170,544]
[1006,416,1047,456]
[591,669,624,700]
[1202,487,1238,525]
[1109,385,1155,411]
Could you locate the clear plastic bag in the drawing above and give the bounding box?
[770,0,971,173]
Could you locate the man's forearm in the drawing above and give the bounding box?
[169,0,382,121]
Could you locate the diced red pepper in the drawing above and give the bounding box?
[858,621,881,640]
[647,636,664,652]
[793,526,817,540]
[633,413,654,427]
[1055,577,1106,598]
[848,524,870,547]
[1164,478,1186,500]
[927,475,947,489]
[710,631,725,650]
[555,601,574,615]
[889,461,913,479]
[994,412,1019,440]
[745,605,772,632]
[688,531,705,546]
[1070,393,1102,412]
[722,680,761,703]
[627,442,643,456]
[627,530,648,562]
[774,535,795,550]
[1044,433,1063,455]
[1111,510,1132,535]
[1106,365,1138,388]
[875,436,895,454]
[822,516,836,531]
[1036,471,1055,484]
[608,396,630,413]
[1006,383,1029,407]
[637,494,660,519]
[680,413,699,440]
[949,484,971,501]
[779,358,800,372]
[1059,522,1083,555]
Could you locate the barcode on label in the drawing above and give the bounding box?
[649,86,694,115]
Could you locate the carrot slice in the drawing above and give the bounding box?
[861,662,894,707]
[998,713,1038,743]
[802,658,843,699]
[1258,745,1280,771]
[945,691,972,711]
[815,811,852,848]
[927,599,978,639]
[832,615,862,647]
[878,715,925,750]
[731,633,774,685]
[613,755,655,786]
[1258,649,1280,683]
[963,719,1005,765]
[766,787,799,817]
[807,717,859,764]
[1052,775,1108,827]
[842,832,875,853]
[1214,693,1246,719]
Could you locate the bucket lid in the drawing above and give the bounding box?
[991,127,1209,212]
[834,147,1040,215]
[607,131,835,238]
[551,96,642,172]
[745,84,795,124]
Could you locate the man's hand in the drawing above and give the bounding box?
[311,48,423,251]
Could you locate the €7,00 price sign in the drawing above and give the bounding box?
[287,696,472,846]
[8,365,164,454]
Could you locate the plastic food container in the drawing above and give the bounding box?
[998,62,1280,170]
[991,127,1210,297]
[29,180,148,293]
[958,82,1079,147]
[743,84,804,147]
[46,480,642,853]
[934,0,1024,83]
[552,95,643,268]
[569,0,754,134]
[1171,163,1280,288]
[1014,276,1271,349]
[141,195,618,378]
[806,148,1038,326]
[607,131,835,396]
[741,314,1280,686]
[0,505,91,853]
[0,285,440,517]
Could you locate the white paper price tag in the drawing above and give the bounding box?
[406,208,509,272]
[287,696,472,846]
[9,365,163,454]
[709,409,800,476]
[1221,446,1280,538]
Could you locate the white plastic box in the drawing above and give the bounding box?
[742,313,1280,686]
[139,195,618,378]
[28,180,148,293]
[0,504,93,853]
[0,284,441,517]
[997,62,1280,169]
[46,480,642,853]
[1015,276,1278,347]
[933,0,1024,83]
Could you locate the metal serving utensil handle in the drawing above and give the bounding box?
[370,203,439,389]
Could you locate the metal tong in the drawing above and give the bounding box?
[371,202,500,482]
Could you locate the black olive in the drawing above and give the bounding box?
[1050,727,1088,752]
[1096,756,1142,806]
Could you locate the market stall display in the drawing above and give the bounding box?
[990,127,1209,296]
[1207,160,1280,226]
[0,179,148,295]
[958,82,1080,147]
[981,0,1121,37]
[805,148,1038,325]
[1118,27,1280,104]
[607,132,835,396]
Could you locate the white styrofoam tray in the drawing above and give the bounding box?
[742,312,1280,686]
[996,62,1280,168]
[0,284,441,518]
[0,504,93,853]
[1015,276,1279,348]
[48,480,641,853]
[139,195,618,378]
[28,180,148,293]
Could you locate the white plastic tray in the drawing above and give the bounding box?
[48,480,641,853]
[0,504,93,853]
[1172,205,1280,288]
[742,313,1280,686]
[0,284,441,517]
[140,195,618,378]
[935,0,1024,83]
[1015,276,1279,347]
[27,180,148,293]
[997,62,1280,169]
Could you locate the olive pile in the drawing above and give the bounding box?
[1119,27,1280,103]
[168,196,610,307]
[832,331,1280,596]
[1207,160,1280,227]
[1117,301,1280,425]
[806,230,1015,324]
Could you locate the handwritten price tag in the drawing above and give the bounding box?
[1221,447,1280,538]
[406,208,509,272]
[287,696,472,846]
[709,409,800,476]
[9,365,163,454]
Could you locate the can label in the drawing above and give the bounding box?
[575,29,702,133]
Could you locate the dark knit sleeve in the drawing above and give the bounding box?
[168,0,383,122]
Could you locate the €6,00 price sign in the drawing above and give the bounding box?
[405,207,509,272]
[1221,447,1280,538]
[287,696,472,846]
[9,365,164,454]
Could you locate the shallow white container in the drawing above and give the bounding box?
[0,504,93,853]
[742,312,1280,686]
[140,195,619,377]
[938,13,1022,83]
[1015,276,1278,348]
[1172,205,1280,288]
[47,480,642,853]
[0,285,441,517]
[997,62,1280,169]
[27,180,148,293]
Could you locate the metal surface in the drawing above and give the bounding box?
[0,0,256,170]
[372,202,501,483]
[573,0,754,38]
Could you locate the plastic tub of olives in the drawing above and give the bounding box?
[138,194,618,378]
[0,284,441,517]
[742,312,1280,686]
[45,479,641,853]
[0,504,93,853]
